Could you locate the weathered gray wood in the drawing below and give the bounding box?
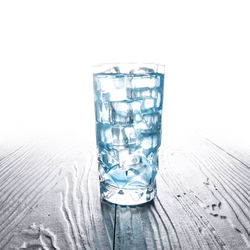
[114,138,250,250]
[205,138,250,170]
[115,200,182,250]
[0,138,249,250]
[0,143,115,250]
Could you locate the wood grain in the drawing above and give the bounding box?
[0,138,249,250]
[0,143,115,250]
[113,138,250,250]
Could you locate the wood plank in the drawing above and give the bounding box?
[0,143,115,250]
[205,138,250,169]
[1,138,249,250]
[114,138,250,250]
[115,199,182,250]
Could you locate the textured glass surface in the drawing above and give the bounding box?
[93,65,164,205]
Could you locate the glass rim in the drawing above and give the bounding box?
[92,62,165,67]
[92,62,165,74]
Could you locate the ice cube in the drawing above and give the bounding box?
[95,101,102,122]
[131,101,143,122]
[151,88,158,98]
[124,77,133,99]
[99,148,119,168]
[131,101,141,113]
[111,102,131,116]
[119,148,130,163]
[139,167,153,186]
[141,135,153,149]
[104,66,120,74]
[124,126,136,144]
[142,113,161,131]
[148,152,158,170]
[131,87,151,99]
[126,88,133,99]
[134,121,148,131]
[126,164,152,188]
[148,152,158,182]
[110,89,128,101]
[140,133,160,151]
[156,92,162,108]
[129,67,154,75]
[111,102,133,124]
[95,101,111,123]
[99,162,117,186]
[98,77,128,102]
[93,76,102,92]
[126,177,148,188]
[132,77,158,89]
[134,113,142,122]
[123,153,148,170]
[100,92,110,102]
[141,98,155,112]
[111,127,128,146]
[114,79,125,89]
[154,133,161,148]
[104,165,127,188]
[97,125,113,145]
[99,77,114,92]
[119,149,134,170]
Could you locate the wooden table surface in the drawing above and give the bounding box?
[0,136,249,250]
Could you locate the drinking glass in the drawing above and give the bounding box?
[93,63,165,205]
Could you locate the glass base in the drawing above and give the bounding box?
[100,181,157,206]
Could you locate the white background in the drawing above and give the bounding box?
[0,0,249,148]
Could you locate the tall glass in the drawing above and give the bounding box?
[93,63,165,205]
